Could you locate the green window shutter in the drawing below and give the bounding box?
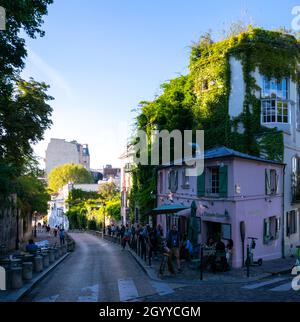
[219,165,228,198]
[197,169,205,197]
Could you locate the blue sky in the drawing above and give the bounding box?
[23,0,299,169]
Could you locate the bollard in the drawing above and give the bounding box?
[62,244,67,255]
[34,256,43,273]
[11,267,23,289]
[5,268,12,290]
[58,246,63,257]
[42,253,49,268]
[22,262,33,281]
[49,249,55,263]
[54,248,59,260]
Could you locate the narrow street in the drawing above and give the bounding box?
[19,232,300,302]
[20,233,177,302]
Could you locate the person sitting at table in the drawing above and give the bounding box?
[26,239,38,254]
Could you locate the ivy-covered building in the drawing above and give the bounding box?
[132,27,300,255]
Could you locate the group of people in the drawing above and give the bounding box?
[204,236,234,272]
[106,223,164,256]
[41,224,66,246]
[106,222,234,274]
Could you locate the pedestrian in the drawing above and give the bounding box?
[26,239,38,254]
[54,225,58,238]
[59,226,65,246]
[140,225,149,261]
[167,225,182,272]
[122,225,131,250]
[46,224,51,236]
[130,225,136,249]
[226,239,234,270]
[120,225,125,239]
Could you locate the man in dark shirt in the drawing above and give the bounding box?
[167,225,181,272]
[26,239,38,254]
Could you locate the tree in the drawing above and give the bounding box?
[0,0,53,198]
[48,164,94,193]
[98,182,119,200]
[16,173,50,215]
[0,78,53,173]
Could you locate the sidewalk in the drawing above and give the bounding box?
[88,231,296,285]
[0,231,73,302]
[128,248,296,285]
[0,253,69,302]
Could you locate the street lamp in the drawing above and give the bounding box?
[103,202,106,235]
[34,211,38,238]
[15,209,20,250]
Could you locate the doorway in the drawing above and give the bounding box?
[206,222,222,242]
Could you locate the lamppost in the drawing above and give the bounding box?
[103,202,106,235]
[15,208,20,250]
[34,211,38,238]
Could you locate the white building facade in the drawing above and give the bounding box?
[45,138,90,174]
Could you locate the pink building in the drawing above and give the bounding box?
[154,147,285,268]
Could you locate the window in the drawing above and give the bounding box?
[168,170,178,193]
[261,77,289,124]
[264,216,280,244]
[291,156,300,203]
[265,169,278,195]
[181,168,190,189]
[208,167,220,194]
[221,224,231,240]
[286,210,297,236]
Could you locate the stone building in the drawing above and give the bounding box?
[45,138,90,174]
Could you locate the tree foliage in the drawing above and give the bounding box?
[0,0,53,201]
[48,164,94,193]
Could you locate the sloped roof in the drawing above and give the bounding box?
[203,146,283,164]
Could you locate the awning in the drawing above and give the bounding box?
[152,204,189,215]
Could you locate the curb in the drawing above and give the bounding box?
[0,253,70,302]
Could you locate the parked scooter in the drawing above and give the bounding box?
[245,237,263,266]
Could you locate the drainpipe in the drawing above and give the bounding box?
[282,164,286,259]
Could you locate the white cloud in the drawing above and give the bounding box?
[25,48,73,98]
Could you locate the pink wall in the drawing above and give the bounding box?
[156,156,284,268]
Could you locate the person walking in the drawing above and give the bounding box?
[59,226,65,246]
[167,225,182,272]
[122,225,131,250]
[53,225,58,238]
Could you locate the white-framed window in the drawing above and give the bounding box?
[208,166,220,194]
[261,77,290,124]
